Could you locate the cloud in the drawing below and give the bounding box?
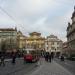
[18,0,54,15]
[0,0,75,42]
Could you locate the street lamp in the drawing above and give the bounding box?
[55,48,56,57]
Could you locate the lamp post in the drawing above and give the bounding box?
[55,48,56,57]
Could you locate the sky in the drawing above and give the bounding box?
[0,0,75,42]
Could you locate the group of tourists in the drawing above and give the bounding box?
[44,52,65,62]
[44,52,54,62]
[0,52,16,66]
[0,51,65,66]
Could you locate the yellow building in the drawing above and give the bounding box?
[0,28,17,52]
[17,31,27,51]
[25,32,45,51]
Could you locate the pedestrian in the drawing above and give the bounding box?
[45,52,49,62]
[51,52,54,60]
[23,54,26,64]
[0,54,5,66]
[12,52,16,64]
[48,53,51,63]
[60,55,64,61]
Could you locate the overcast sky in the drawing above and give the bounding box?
[0,0,75,41]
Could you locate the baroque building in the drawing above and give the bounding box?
[25,32,45,51]
[17,31,27,51]
[62,42,68,55]
[45,35,63,56]
[0,28,17,52]
[67,6,75,57]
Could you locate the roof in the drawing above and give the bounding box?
[47,39,62,42]
[25,37,45,40]
[47,35,57,38]
[0,28,17,31]
[29,32,41,36]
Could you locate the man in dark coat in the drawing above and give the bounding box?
[45,52,49,62]
[12,52,16,64]
[0,53,5,66]
[49,53,51,63]
[60,55,64,61]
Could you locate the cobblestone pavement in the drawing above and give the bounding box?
[54,58,75,75]
[29,58,73,75]
[0,58,38,75]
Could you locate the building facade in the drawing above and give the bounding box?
[62,42,68,56]
[0,28,17,52]
[67,6,75,57]
[25,32,45,51]
[45,35,63,56]
[17,31,27,51]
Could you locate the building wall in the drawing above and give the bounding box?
[0,38,1,51]
[25,32,45,51]
[45,35,63,55]
[0,28,17,52]
[67,7,75,56]
[17,31,26,51]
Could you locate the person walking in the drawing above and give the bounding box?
[45,52,49,62]
[48,53,51,63]
[51,52,54,60]
[11,52,16,64]
[0,54,5,66]
[60,54,64,61]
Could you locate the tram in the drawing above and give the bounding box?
[24,49,39,62]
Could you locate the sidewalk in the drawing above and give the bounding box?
[29,58,73,75]
[0,59,11,62]
[0,57,23,62]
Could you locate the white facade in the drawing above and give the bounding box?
[45,35,63,54]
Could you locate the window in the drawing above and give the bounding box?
[57,47,60,50]
[51,42,54,45]
[51,47,55,50]
[57,42,59,45]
